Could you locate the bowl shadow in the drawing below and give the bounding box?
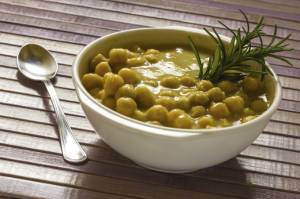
[81,137,253,198]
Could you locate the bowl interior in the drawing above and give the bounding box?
[73,27,281,136]
[77,28,218,78]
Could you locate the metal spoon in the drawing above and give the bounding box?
[17,44,87,163]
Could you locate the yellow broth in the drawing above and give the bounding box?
[81,47,270,129]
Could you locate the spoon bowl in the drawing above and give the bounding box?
[17,44,57,81]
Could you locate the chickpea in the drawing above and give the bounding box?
[243,76,263,95]
[116,97,137,116]
[115,84,136,99]
[190,106,206,118]
[209,102,230,118]
[89,88,100,98]
[197,80,214,91]
[143,80,159,87]
[89,88,103,99]
[167,109,185,125]
[103,72,114,82]
[235,90,251,107]
[250,99,268,113]
[176,96,191,111]
[147,121,162,126]
[145,49,160,55]
[135,86,155,109]
[127,57,146,67]
[156,96,176,110]
[98,90,105,99]
[102,97,116,109]
[217,80,237,94]
[103,73,124,97]
[173,114,193,129]
[224,96,245,113]
[189,91,209,106]
[181,88,198,95]
[127,50,138,58]
[95,62,112,76]
[82,73,103,90]
[197,116,216,128]
[207,87,225,102]
[160,76,180,88]
[108,48,128,66]
[146,105,168,124]
[118,68,141,85]
[243,108,256,116]
[180,75,196,87]
[133,110,146,121]
[219,119,232,127]
[241,115,257,123]
[144,54,158,63]
[159,90,177,97]
[90,53,107,71]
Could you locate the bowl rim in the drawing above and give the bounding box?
[72,26,282,138]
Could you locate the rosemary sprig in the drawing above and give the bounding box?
[189,10,293,82]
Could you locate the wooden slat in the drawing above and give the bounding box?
[0,106,299,196]
[113,0,300,23]
[0,144,299,198]
[258,0,300,8]
[0,22,96,45]
[0,78,78,103]
[47,0,300,31]
[0,175,131,199]
[206,0,300,14]
[0,1,299,198]
[0,10,298,66]
[0,43,76,66]
[0,1,140,31]
[271,110,300,125]
[0,158,246,199]
[0,11,113,37]
[0,127,299,176]
[3,0,295,58]
[4,0,300,42]
[254,133,300,152]
[0,116,98,146]
[282,88,300,101]
[0,90,84,117]
[0,32,84,54]
[0,127,298,185]
[0,103,92,131]
[241,145,300,165]
[0,66,74,90]
[265,121,300,138]
[279,76,300,90]
[221,156,300,179]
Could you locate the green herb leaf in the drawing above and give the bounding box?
[189,10,293,82]
[188,36,203,78]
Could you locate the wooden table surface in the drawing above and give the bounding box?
[0,0,299,198]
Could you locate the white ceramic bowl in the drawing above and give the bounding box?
[72,27,281,173]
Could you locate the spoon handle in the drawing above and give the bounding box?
[44,80,87,163]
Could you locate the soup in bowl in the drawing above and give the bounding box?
[72,27,281,173]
